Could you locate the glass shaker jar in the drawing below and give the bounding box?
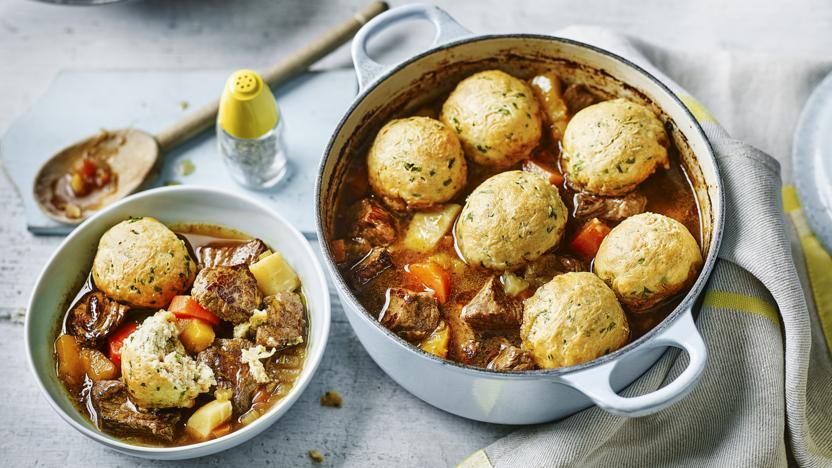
[217,69,288,189]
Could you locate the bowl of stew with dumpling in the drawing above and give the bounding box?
[26,186,330,459]
[316,4,723,423]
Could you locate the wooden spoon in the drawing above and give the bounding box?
[34,1,389,224]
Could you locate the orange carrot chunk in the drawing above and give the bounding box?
[407,262,451,304]
[570,218,612,259]
[107,322,138,367]
[168,295,221,326]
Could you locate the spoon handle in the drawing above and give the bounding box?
[154,1,389,153]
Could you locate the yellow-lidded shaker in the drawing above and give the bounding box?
[217,69,288,188]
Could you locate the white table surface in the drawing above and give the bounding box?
[1,1,829,466]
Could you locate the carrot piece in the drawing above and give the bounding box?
[570,218,612,259]
[168,295,221,326]
[331,239,347,263]
[74,158,98,179]
[210,422,232,439]
[522,158,564,186]
[107,322,138,366]
[407,262,451,304]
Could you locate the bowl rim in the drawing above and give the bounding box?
[25,185,331,456]
[315,32,724,381]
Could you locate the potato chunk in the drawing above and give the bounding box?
[402,204,461,253]
[500,271,530,297]
[80,348,118,382]
[186,399,232,440]
[178,319,216,354]
[55,334,85,386]
[249,252,300,295]
[419,319,450,359]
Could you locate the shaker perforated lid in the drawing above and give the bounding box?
[218,69,279,139]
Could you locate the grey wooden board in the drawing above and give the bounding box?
[2,0,832,466]
[1,68,356,235]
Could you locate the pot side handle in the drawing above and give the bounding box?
[351,3,470,91]
[558,308,707,417]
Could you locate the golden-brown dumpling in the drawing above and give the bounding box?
[594,212,702,310]
[367,116,467,211]
[92,217,196,309]
[441,70,543,168]
[562,98,669,196]
[455,171,567,270]
[521,272,629,368]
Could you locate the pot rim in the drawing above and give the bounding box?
[316,32,724,381]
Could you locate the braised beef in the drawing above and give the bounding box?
[197,338,259,415]
[68,291,130,346]
[379,288,440,342]
[192,265,263,324]
[256,292,306,349]
[196,239,268,268]
[523,254,585,288]
[573,192,647,222]
[447,304,511,367]
[461,276,522,331]
[347,198,397,246]
[349,247,393,288]
[487,345,535,371]
[89,380,182,442]
[563,83,598,114]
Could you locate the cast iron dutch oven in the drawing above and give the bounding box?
[316,4,723,424]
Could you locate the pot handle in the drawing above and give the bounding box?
[558,308,707,417]
[351,3,470,91]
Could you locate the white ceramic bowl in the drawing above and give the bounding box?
[25,186,331,459]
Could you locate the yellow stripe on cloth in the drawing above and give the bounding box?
[703,291,779,325]
[680,95,718,124]
[457,450,493,468]
[782,185,832,356]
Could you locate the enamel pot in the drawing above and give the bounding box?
[316,4,723,423]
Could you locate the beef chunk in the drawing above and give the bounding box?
[196,239,268,268]
[68,291,129,346]
[563,83,598,114]
[487,345,535,371]
[523,254,585,288]
[256,292,306,349]
[379,288,440,342]
[448,306,511,367]
[574,192,647,222]
[197,338,259,415]
[192,265,263,324]
[461,276,522,331]
[347,199,397,246]
[89,380,182,442]
[349,247,393,288]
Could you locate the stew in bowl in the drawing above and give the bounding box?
[26,186,330,458]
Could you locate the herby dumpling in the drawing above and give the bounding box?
[441,70,543,168]
[594,212,702,311]
[120,311,215,409]
[455,171,567,270]
[521,272,629,368]
[367,116,467,211]
[92,217,196,308]
[561,98,669,196]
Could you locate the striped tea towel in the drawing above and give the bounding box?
[460,26,832,468]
